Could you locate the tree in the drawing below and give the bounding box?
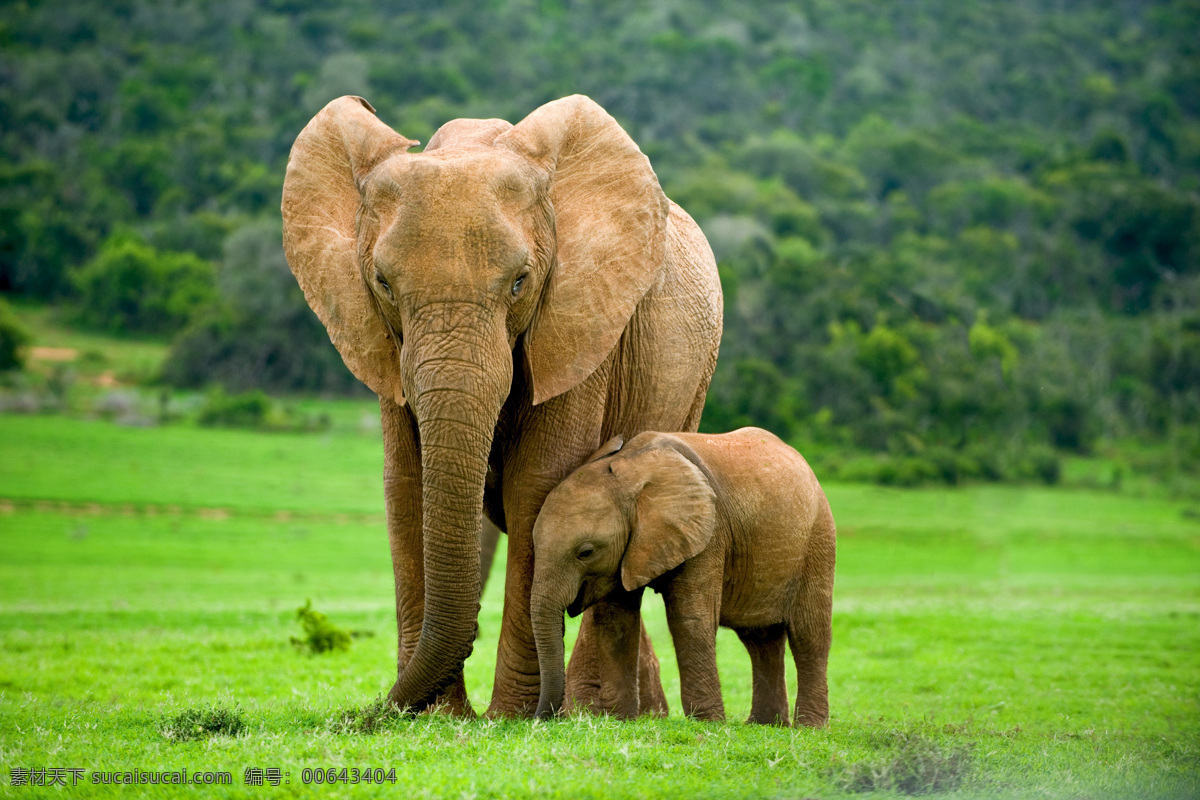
[164,220,364,394]
[70,230,217,335]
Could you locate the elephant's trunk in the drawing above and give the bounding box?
[386,301,511,711]
[532,588,570,718]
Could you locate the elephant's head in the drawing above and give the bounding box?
[281,96,671,710]
[530,435,717,718]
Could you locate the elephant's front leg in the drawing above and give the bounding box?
[487,509,541,716]
[490,456,607,716]
[380,398,473,716]
[662,579,724,722]
[486,382,613,717]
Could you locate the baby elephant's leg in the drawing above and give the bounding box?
[788,511,835,727]
[736,625,790,725]
[786,583,832,726]
[664,596,724,721]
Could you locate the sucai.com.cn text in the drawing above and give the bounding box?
[10,767,232,787]
[9,765,400,788]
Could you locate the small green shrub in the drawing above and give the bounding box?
[876,456,940,487]
[833,731,974,795]
[197,386,332,432]
[923,446,984,485]
[77,348,109,371]
[159,703,246,741]
[330,696,401,734]
[197,386,273,428]
[1022,444,1063,485]
[291,599,352,655]
[0,297,32,372]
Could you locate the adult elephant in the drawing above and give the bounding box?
[281,94,721,717]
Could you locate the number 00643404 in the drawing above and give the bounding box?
[300,767,397,785]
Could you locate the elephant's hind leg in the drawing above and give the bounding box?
[785,613,829,727]
[786,511,835,727]
[737,624,790,725]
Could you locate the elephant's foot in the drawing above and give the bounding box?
[792,701,829,728]
[484,628,540,717]
[484,666,540,718]
[746,708,789,726]
[483,701,537,719]
[426,673,476,718]
[687,708,726,723]
[561,645,637,719]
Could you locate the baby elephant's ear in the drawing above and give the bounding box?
[585,435,624,463]
[620,445,717,591]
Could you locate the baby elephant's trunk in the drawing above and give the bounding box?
[532,600,567,719]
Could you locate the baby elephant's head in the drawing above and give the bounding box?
[530,433,717,718]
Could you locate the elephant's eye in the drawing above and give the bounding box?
[577,544,595,560]
[375,270,392,296]
[511,273,527,298]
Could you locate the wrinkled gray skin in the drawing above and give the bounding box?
[532,429,836,726]
[281,95,721,716]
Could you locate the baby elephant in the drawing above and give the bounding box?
[532,428,835,726]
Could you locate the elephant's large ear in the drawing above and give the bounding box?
[281,96,417,405]
[497,95,668,405]
[615,441,717,592]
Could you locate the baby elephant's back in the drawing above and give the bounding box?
[676,427,826,525]
[674,427,833,627]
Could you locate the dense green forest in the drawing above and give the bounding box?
[1,0,1198,485]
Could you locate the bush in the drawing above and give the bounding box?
[195,386,331,432]
[159,703,246,741]
[832,731,974,795]
[197,386,274,428]
[330,696,402,734]
[291,600,352,655]
[1022,445,1063,485]
[1038,395,1093,453]
[815,441,1064,487]
[70,230,217,335]
[0,297,32,371]
[923,446,984,485]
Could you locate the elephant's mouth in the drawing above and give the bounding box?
[566,585,587,618]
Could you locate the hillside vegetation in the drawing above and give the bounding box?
[2,0,1198,484]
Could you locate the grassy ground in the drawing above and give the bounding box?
[1,413,1197,798]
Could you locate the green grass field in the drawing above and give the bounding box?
[1,412,1198,798]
